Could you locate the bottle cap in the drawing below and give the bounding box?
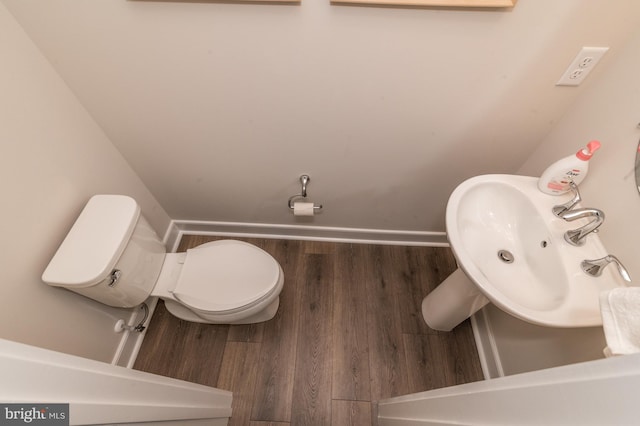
[576,140,601,161]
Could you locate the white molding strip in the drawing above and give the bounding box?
[470,308,504,380]
[377,352,640,425]
[163,220,449,252]
[0,338,232,425]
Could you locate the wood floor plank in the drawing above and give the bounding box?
[426,246,459,285]
[176,234,217,251]
[133,301,229,387]
[365,245,410,401]
[403,333,453,392]
[217,342,262,426]
[303,240,336,254]
[291,253,334,426]
[385,246,421,335]
[133,301,189,377]
[450,319,485,385]
[403,324,483,393]
[228,323,264,343]
[331,400,372,426]
[251,239,303,423]
[332,243,371,401]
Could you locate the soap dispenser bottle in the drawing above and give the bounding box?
[537,140,601,195]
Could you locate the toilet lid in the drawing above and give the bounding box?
[172,240,281,312]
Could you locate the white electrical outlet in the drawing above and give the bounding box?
[556,47,609,86]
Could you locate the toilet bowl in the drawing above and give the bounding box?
[42,194,284,325]
[154,240,284,324]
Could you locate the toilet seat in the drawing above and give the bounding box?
[171,240,282,314]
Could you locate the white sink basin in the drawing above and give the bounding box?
[423,174,625,330]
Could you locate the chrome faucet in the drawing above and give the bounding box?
[552,181,605,246]
[581,255,632,282]
[552,181,582,217]
[560,208,605,246]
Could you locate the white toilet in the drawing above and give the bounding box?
[42,194,284,324]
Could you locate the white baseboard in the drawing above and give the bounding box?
[470,307,504,379]
[163,220,449,252]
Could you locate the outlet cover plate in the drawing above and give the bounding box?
[556,47,609,86]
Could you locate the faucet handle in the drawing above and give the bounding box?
[581,255,632,282]
[608,255,632,282]
[552,181,582,217]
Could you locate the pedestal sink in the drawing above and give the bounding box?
[422,174,626,331]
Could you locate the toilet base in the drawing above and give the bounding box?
[163,297,280,324]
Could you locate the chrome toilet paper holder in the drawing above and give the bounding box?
[288,174,323,212]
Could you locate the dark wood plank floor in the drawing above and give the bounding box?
[134,236,483,426]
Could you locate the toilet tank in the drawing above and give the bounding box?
[42,195,166,308]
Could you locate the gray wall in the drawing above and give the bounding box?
[0,3,170,362]
[5,0,640,233]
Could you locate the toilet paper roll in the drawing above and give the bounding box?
[293,202,315,216]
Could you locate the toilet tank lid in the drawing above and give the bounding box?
[42,195,141,288]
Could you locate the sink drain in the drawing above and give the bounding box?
[497,250,514,264]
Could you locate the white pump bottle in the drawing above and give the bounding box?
[537,140,601,195]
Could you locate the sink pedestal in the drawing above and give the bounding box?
[422,268,489,331]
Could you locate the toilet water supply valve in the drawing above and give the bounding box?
[114,303,149,333]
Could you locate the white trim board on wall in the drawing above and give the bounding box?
[471,308,504,379]
[377,352,640,425]
[163,220,449,252]
[0,338,232,425]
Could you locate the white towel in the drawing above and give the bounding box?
[600,287,640,357]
